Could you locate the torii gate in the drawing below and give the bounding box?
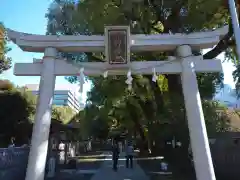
[7,24,228,180]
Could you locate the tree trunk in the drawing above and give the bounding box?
[126,101,146,142]
[145,75,165,112]
[166,74,182,93]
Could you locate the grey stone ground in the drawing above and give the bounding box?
[54,152,149,180]
[91,152,149,180]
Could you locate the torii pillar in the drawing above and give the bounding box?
[177,45,216,180]
[25,48,57,180]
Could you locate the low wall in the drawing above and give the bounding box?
[210,134,240,180]
[0,147,29,180]
[212,149,240,180]
[0,147,59,180]
[0,141,110,180]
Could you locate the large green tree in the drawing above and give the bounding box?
[0,80,36,146]
[0,80,79,146]
[46,0,234,153]
[52,105,76,124]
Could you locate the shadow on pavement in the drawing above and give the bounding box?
[53,151,106,180]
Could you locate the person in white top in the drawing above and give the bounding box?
[58,141,65,164]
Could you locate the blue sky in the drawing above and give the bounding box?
[0,0,51,85]
[0,0,237,91]
[0,0,91,101]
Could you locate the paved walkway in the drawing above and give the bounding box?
[91,152,149,180]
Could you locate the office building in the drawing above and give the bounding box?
[214,84,240,109]
[25,84,83,112]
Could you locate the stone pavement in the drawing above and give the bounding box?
[91,152,150,180]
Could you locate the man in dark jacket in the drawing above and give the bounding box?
[112,141,120,171]
[125,141,134,168]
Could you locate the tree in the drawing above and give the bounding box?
[51,105,76,124]
[0,79,14,91]
[0,81,36,146]
[75,103,110,140]
[0,22,11,73]
[45,0,231,154]
[0,79,78,147]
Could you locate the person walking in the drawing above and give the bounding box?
[125,142,134,169]
[112,141,120,171]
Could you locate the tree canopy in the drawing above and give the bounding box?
[52,105,77,124]
[0,22,11,74]
[0,80,35,146]
[0,80,78,146]
[45,0,238,152]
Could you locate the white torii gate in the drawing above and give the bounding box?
[7,25,228,180]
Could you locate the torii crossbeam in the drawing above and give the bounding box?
[14,57,221,76]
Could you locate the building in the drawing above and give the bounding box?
[25,84,83,112]
[214,84,240,109]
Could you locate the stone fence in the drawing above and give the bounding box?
[0,141,110,180]
[0,147,29,180]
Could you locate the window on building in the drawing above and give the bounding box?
[68,92,80,103]
[66,100,79,111]
[67,97,80,109]
[54,94,68,99]
[53,99,65,105]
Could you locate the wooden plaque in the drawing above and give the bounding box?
[105,26,130,65]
